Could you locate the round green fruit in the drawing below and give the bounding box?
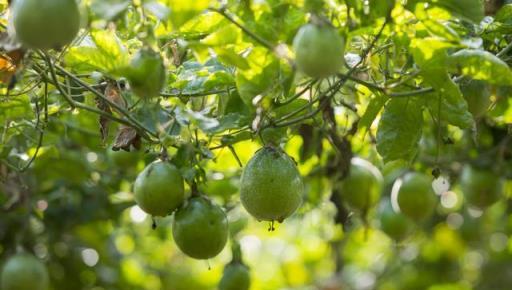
[393,172,437,222]
[128,48,166,99]
[219,262,251,290]
[378,198,413,241]
[460,165,503,208]
[0,253,49,290]
[339,158,382,212]
[133,160,185,217]
[172,197,228,259]
[460,80,491,117]
[240,146,303,222]
[108,149,140,168]
[11,0,80,50]
[293,23,345,78]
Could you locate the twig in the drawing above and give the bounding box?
[209,7,274,50]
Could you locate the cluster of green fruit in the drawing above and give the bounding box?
[131,145,302,289]
[9,0,166,99]
[338,158,505,241]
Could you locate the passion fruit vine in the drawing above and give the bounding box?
[293,22,345,78]
[10,0,80,50]
[133,160,185,217]
[172,197,229,259]
[240,146,303,224]
[0,253,49,290]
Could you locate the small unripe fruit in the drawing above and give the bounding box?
[172,197,229,259]
[378,198,413,241]
[339,158,383,212]
[392,172,437,221]
[460,165,503,208]
[11,0,80,50]
[218,262,251,290]
[293,23,345,78]
[133,160,185,217]
[1,253,49,290]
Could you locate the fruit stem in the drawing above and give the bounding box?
[190,181,200,197]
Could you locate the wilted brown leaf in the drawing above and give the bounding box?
[112,125,141,151]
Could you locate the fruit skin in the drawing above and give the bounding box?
[108,149,140,168]
[218,262,251,290]
[460,80,491,117]
[460,166,503,208]
[293,23,345,79]
[11,0,80,50]
[128,48,166,99]
[339,158,383,212]
[0,253,49,290]
[240,146,303,222]
[172,197,228,259]
[393,172,437,221]
[133,160,185,217]
[378,198,413,241]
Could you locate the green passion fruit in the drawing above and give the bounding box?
[292,23,345,78]
[127,48,166,99]
[11,0,80,50]
[108,149,140,168]
[240,146,303,223]
[378,198,413,241]
[0,253,49,290]
[218,262,251,290]
[339,158,383,212]
[392,172,437,222]
[460,165,503,208]
[133,160,185,217]
[172,197,229,259]
[460,80,491,117]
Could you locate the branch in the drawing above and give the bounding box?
[161,88,233,98]
[209,7,274,50]
[497,41,512,58]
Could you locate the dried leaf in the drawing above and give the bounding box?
[105,80,127,110]
[0,49,24,86]
[112,126,141,151]
[95,96,112,143]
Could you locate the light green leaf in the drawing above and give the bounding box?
[411,38,453,70]
[448,49,512,85]
[215,47,250,69]
[164,0,211,28]
[90,0,130,21]
[376,98,424,162]
[65,31,129,74]
[204,113,249,134]
[360,93,387,132]
[496,4,512,23]
[201,25,241,46]
[432,0,484,23]
[411,39,473,128]
[235,47,280,106]
[0,94,32,122]
[143,1,171,21]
